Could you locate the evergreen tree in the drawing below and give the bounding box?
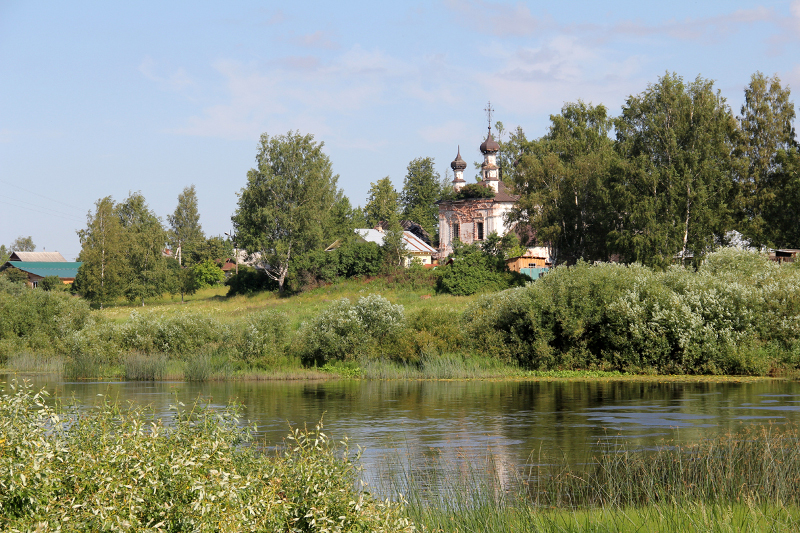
[363,177,400,228]
[167,184,205,265]
[75,197,128,308]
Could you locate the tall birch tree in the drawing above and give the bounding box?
[612,73,737,266]
[75,197,128,308]
[232,131,338,294]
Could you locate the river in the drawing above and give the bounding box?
[7,375,800,492]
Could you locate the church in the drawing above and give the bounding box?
[437,126,519,257]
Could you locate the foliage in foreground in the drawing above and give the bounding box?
[0,380,414,532]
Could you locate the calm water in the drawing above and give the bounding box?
[8,376,800,489]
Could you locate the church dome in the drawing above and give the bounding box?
[450,146,467,173]
[480,131,500,154]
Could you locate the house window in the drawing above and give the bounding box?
[453,223,460,242]
[477,222,484,241]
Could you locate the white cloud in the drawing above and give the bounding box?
[609,7,774,43]
[138,57,194,92]
[170,46,418,140]
[443,0,546,36]
[287,30,339,50]
[419,120,470,144]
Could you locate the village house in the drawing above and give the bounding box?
[353,228,438,267]
[1,251,82,288]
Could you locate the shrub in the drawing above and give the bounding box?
[225,265,276,296]
[462,251,800,374]
[233,310,289,367]
[39,275,65,292]
[437,242,525,296]
[0,380,415,532]
[297,295,406,365]
[191,259,225,288]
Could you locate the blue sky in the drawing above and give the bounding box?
[1,1,798,260]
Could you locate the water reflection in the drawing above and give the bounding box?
[6,376,800,489]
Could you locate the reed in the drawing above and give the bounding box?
[389,424,800,532]
[6,353,63,374]
[122,352,167,381]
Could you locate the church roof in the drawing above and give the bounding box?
[493,180,518,202]
[450,146,467,173]
[480,131,500,153]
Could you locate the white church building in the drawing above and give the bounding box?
[437,127,519,257]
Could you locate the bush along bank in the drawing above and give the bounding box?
[0,380,414,532]
[4,248,800,378]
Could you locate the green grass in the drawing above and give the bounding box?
[385,423,800,532]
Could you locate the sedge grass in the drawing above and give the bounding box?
[386,423,800,532]
[6,353,63,374]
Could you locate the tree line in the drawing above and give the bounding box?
[503,71,798,266]
[75,189,231,307]
[62,70,800,304]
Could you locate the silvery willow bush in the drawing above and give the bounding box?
[233,309,290,367]
[297,294,406,365]
[0,379,416,532]
[463,249,800,374]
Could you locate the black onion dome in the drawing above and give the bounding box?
[451,146,467,172]
[480,131,500,153]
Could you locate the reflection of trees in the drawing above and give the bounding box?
[24,376,800,495]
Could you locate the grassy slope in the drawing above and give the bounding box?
[98,278,467,330]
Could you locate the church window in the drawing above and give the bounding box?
[453,223,460,241]
[477,222,484,241]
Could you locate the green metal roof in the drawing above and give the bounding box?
[3,261,83,279]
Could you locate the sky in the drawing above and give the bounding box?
[1,1,799,260]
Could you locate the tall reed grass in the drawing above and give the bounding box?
[6,353,63,374]
[385,424,800,532]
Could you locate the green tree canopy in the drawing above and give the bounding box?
[401,157,445,239]
[167,184,205,265]
[116,191,170,305]
[75,197,128,308]
[232,131,339,294]
[364,177,400,228]
[734,72,797,249]
[10,236,35,252]
[510,101,616,264]
[611,73,737,266]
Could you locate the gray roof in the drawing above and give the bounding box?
[8,251,67,262]
[354,229,437,254]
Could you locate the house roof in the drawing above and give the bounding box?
[353,229,437,255]
[4,261,83,279]
[402,231,437,254]
[8,251,67,262]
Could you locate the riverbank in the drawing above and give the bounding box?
[5,249,800,379]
